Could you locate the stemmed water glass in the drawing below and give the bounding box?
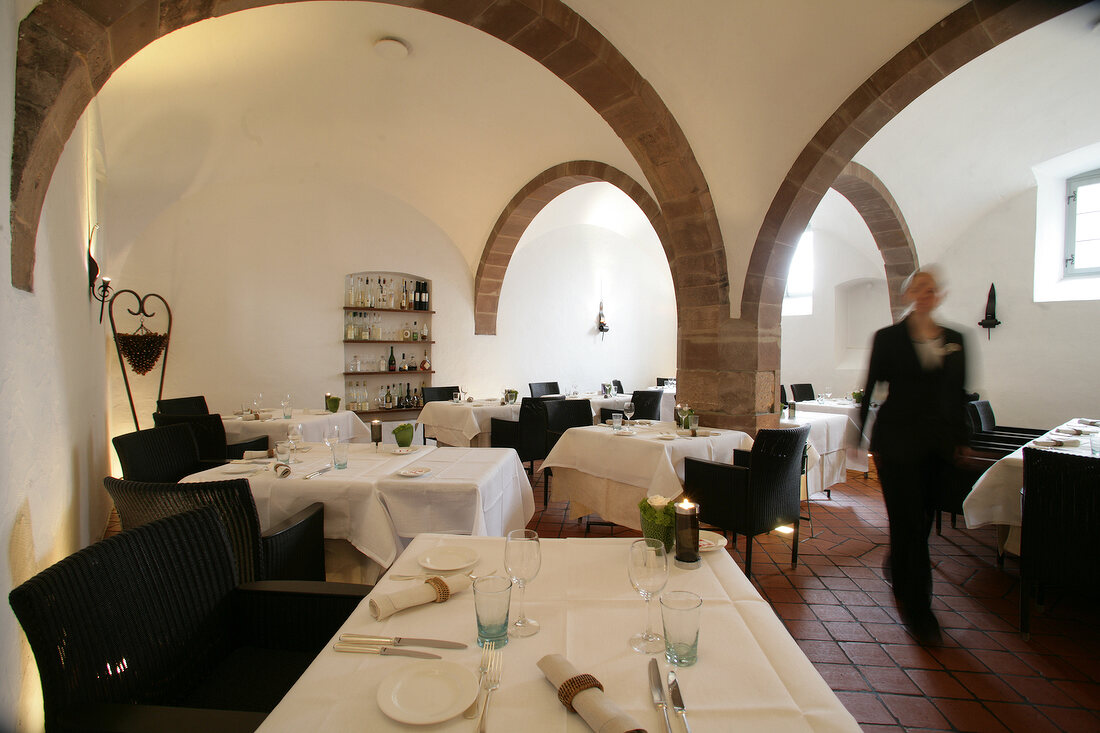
[504,529,541,637]
[676,403,689,428]
[286,423,304,463]
[628,538,668,653]
[323,424,340,466]
[623,401,635,423]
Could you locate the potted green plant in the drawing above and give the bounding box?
[392,423,415,447]
[638,495,676,552]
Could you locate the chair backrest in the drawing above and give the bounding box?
[112,423,203,482]
[656,377,671,386]
[104,477,263,585]
[968,400,997,432]
[545,399,593,450]
[517,397,553,461]
[780,384,788,407]
[789,384,815,402]
[599,407,624,424]
[9,507,237,730]
[612,379,625,395]
[1021,448,1100,591]
[152,412,230,461]
[156,395,210,415]
[529,381,560,398]
[423,385,460,403]
[628,390,663,420]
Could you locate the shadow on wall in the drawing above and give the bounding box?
[9,497,45,732]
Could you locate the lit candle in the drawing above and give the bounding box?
[325,392,331,411]
[674,498,701,570]
[370,419,383,449]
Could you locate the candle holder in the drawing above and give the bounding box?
[370,420,383,451]
[674,498,701,570]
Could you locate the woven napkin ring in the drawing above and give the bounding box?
[425,576,450,603]
[557,674,604,712]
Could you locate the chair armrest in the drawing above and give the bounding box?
[732,449,752,468]
[61,703,267,733]
[261,502,326,581]
[683,457,749,531]
[995,425,1046,437]
[489,418,519,449]
[231,581,370,652]
[227,435,270,459]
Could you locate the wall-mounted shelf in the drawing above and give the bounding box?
[343,340,435,345]
[343,370,435,376]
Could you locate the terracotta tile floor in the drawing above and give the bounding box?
[526,466,1100,732]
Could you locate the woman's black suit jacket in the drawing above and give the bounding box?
[859,317,968,463]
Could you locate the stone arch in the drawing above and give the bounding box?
[831,161,918,322]
[741,0,1083,334]
[473,161,669,335]
[10,0,726,327]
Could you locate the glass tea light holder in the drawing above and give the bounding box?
[370,420,383,451]
[674,498,701,570]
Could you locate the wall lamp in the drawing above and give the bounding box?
[87,223,112,322]
[978,283,1001,339]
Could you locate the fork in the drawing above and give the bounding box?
[476,647,502,733]
[463,641,493,718]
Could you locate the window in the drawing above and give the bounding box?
[782,230,814,316]
[1065,169,1100,277]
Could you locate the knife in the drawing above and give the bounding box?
[332,643,440,659]
[304,466,333,479]
[667,670,692,733]
[339,633,467,649]
[648,658,673,733]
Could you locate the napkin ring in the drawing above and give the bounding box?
[425,576,450,603]
[557,674,604,712]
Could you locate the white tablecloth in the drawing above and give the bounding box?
[418,399,522,447]
[963,418,1099,555]
[184,444,534,570]
[566,389,677,423]
[791,400,870,472]
[541,422,753,529]
[782,413,848,497]
[256,534,858,732]
[223,409,370,445]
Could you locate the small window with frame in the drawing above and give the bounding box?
[1065,168,1100,277]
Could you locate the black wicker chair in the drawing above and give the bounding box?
[789,383,815,403]
[104,477,327,583]
[422,385,460,403]
[780,385,788,408]
[491,397,557,502]
[612,379,625,395]
[156,395,210,415]
[627,390,663,421]
[529,381,560,398]
[9,506,368,733]
[598,407,625,424]
[545,399,593,451]
[113,423,225,482]
[967,400,1044,448]
[152,412,269,461]
[1019,448,1100,638]
[684,425,810,579]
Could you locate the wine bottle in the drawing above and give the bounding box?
[401,281,408,310]
[399,352,407,372]
[419,349,431,371]
[388,346,396,372]
[421,282,429,311]
[384,384,393,409]
[405,383,412,405]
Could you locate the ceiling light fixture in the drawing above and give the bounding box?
[374,37,410,60]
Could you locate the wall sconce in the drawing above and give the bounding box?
[87,223,113,322]
[597,300,609,340]
[978,283,1001,339]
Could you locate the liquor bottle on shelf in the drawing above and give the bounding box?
[412,282,420,310]
[401,322,411,341]
[376,384,384,408]
[377,352,386,372]
[419,349,431,371]
[420,321,429,341]
[408,352,417,371]
[412,321,419,342]
[421,282,429,311]
[399,353,407,372]
[345,312,355,341]
[401,281,408,310]
[388,346,396,372]
[384,384,393,409]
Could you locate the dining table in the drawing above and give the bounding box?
[781,413,848,498]
[963,417,1099,555]
[183,443,534,581]
[418,398,522,447]
[541,421,753,529]
[223,408,371,445]
[255,533,860,732]
[790,399,872,473]
[562,388,677,423]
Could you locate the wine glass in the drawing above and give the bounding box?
[623,401,635,424]
[628,538,668,653]
[504,529,541,637]
[280,393,292,419]
[323,424,340,465]
[824,386,833,400]
[286,423,304,463]
[676,403,689,428]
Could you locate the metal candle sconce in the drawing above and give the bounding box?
[978,283,1001,339]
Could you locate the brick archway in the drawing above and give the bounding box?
[473,161,668,335]
[831,161,918,322]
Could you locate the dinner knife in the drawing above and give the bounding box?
[332,643,440,659]
[304,466,333,479]
[667,670,692,733]
[648,658,673,733]
[339,633,467,649]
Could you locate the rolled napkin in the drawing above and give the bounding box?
[274,462,291,478]
[369,574,472,621]
[1034,438,1080,447]
[1077,418,1100,427]
[240,412,259,421]
[242,449,275,459]
[537,654,645,733]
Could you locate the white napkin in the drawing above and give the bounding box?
[242,449,274,459]
[274,462,291,478]
[537,654,645,733]
[1078,419,1100,427]
[240,413,259,421]
[368,574,472,621]
[1034,438,1080,447]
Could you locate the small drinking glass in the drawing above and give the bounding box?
[689,415,700,436]
[274,441,290,463]
[332,442,349,469]
[628,538,669,654]
[473,575,512,648]
[660,591,702,666]
[623,401,635,422]
[504,529,541,637]
[281,393,292,419]
[816,393,825,404]
[612,413,623,430]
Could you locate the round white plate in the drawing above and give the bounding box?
[418,546,479,572]
[614,429,636,436]
[376,661,479,725]
[392,447,417,455]
[699,530,728,552]
[399,467,431,478]
[657,434,676,441]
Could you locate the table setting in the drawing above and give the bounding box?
[254,533,859,731]
[418,398,523,447]
[223,407,371,446]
